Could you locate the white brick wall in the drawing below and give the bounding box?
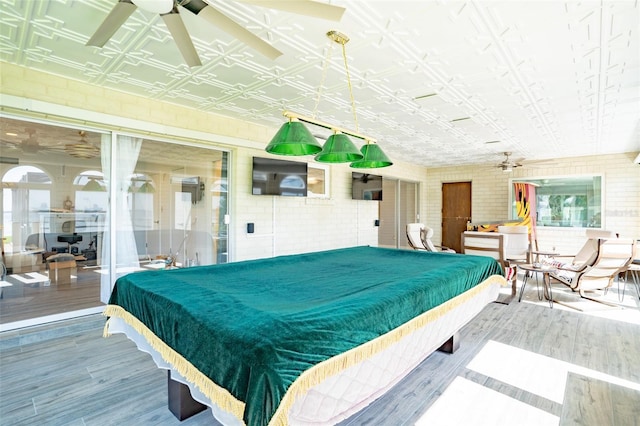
[424,154,640,254]
[2,62,638,261]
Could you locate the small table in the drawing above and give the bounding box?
[518,264,556,308]
[531,250,559,264]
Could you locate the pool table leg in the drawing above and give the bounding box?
[437,331,460,354]
[167,371,207,420]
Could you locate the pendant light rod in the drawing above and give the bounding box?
[327,30,359,133]
[282,110,376,143]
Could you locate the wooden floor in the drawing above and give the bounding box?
[0,263,102,324]
[1,284,639,426]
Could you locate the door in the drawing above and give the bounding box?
[442,182,471,253]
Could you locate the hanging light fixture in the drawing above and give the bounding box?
[266,30,392,168]
[315,132,363,162]
[314,30,364,163]
[82,177,105,192]
[65,131,100,159]
[138,181,156,193]
[350,140,393,168]
[265,118,322,156]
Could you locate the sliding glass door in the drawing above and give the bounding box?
[1,116,230,329]
[378,178,419,249]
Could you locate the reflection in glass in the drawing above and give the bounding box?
[0,116,230,328]
[512,176,603,228]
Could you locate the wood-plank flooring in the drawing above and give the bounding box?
[0,265,102,324]
[1,285,639,425]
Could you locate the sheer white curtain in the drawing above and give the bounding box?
[100,134,142,303]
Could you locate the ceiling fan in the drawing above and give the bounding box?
[86,0,346,67]
[496,152,524,172]
[65,131,101,159]
[2,128,65,156]
[495,151,555,172]
[5,128,41,154]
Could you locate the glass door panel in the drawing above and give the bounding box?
[378,179,398,248]
[399,181,418,249]
[1,117,108,326]
[110,137,229,278]
[377,179,418,249]
[1,117,230,328]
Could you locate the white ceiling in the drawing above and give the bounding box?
[1,0,639,168]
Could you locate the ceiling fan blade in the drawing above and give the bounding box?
[197,6,283,60]
[162,10,202,67]
[86,0,137,47]
[132,0,173,14]
[235,0,346,22]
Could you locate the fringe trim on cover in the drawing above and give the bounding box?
[103,306,246,422]
[268,274,505,426]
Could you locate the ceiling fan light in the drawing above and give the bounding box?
[350,143,393,169]
[315,133,364,163]
[266,121,322,156]
[503,165,513,173]
[65,142,100,159]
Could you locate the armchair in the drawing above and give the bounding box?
[551,238,636,308]
[406,223,454,252]
[421,226,455,253]
[544,229,618,284]
[497,225,530,264]
[406,223,426,250]
[462,231,515,303]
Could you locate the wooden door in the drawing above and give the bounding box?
[442,182,471,253]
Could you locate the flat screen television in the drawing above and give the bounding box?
[252,157,308,196]
[352,172,383,200]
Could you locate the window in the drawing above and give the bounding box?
[512,176,603,228]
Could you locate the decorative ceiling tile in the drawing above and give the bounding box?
[1,0,638,167]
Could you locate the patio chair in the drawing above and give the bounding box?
[406,223,454,252]
[406,223,427,250]
[421,226,455,253]
[498,225,531,264]
[462,231,515,303]
[553,238,636,307]
[545,229,619,284]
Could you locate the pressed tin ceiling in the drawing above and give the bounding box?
[0,0,638,168]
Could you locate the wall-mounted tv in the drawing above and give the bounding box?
[352,172,383,200]
[252,157,308,197]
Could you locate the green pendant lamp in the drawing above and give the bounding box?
[350,142,393,168]
[265,120,323,156]
[315,132,364,163]
[82,178,106,192]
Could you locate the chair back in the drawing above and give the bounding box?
[585,229,618,238]
[578,238,636,291]
[571,239,601,266]
[421,226,438,252]
[461,231,506,270]
[498,225,530,262]
[406,223,426,250]
[568,229,618,266]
